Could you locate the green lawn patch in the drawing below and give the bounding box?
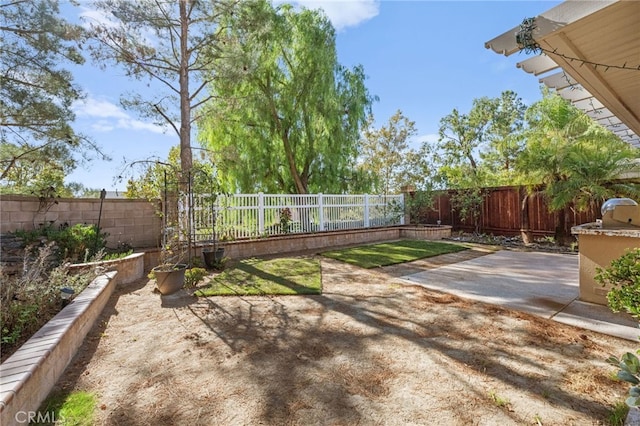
[194,257,321,296]
[37,390,96,426]
[321,239,469,268]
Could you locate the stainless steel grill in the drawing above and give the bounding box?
[601,198,640,228]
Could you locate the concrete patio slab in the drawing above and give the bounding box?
[399,250,639,342]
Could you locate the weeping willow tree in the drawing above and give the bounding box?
[197,1,375,194]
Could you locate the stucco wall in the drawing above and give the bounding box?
[572,227,640,305]
[0,195,161,249]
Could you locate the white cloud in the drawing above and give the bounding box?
[117,118,170,134]
[417,133,438,145]
[75,98,129,119]
[78,6,117,29]
[90,120,115,132]
[286,0,379,31]
[73,97,170,135]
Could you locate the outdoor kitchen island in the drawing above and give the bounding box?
[571,198,640,305]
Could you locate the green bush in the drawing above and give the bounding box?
[608,351,640,407]
[595,248,640,408]
[405,190,434,225]
[594,248,640,318]
[102,249,133,261]
[184,267,208,288]
[14,223,108,264]
[0,244,95,358]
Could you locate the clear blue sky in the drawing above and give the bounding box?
[64,0,562,191]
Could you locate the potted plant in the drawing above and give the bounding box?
[152,262,187,295]
[201,181,227,269]
[149,209,189,295]
[151,225,188,295]
[202,244,225,269]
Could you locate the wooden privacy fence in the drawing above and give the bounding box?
[416,186,599,237]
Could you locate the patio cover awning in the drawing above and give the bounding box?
[485,0,640,148]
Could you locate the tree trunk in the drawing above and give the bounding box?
[179,1,193,176]
[281,129,307,194]
[554,208,568,246]
[520,188,532,244]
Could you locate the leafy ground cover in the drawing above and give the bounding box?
[1,225,133,362]
[194,257,321,296]
[0,246,96,362]
[321,239,468,268]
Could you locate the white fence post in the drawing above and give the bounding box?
[188,192,404,239]
[364,194,370,228]
[258,192,264,235]
[318,193,324,231]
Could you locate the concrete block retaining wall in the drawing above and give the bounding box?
[142,226,451,270]
[204,225,452,261]
[0,195,161,249]
[68,253,145,286]
[0,272,117,426]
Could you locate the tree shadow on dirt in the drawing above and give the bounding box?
[47,255,624,425]
[44,277,148,397]
[184,273,619,425]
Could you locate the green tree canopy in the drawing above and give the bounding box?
[481,90,527,184]
[436,100,489,190]
[0,0,106,195]
[435,91,526,189]
[197,1,375,194]
[517,90,640,243]
[519,90,640,212]
[360,110,417,194]
[433,91,527,231]
[124,147,218,200]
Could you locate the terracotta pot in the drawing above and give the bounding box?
[152,264,187,295]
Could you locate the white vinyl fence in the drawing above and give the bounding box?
[186,193,405,243]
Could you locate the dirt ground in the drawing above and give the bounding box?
[51,245,637,426]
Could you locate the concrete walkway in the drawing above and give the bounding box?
[399,250,639,342]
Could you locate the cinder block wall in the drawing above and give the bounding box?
[197,226,453,261]
[0,272,117,425]
[0,195,161,249]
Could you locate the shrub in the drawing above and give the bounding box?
[608,351,640,407]
[102,249,133,261]
[14,223,108,264]
[0,244,95,360]
[184,267,208,288]
[594,248,640,318]
[595,248,640,408]
[279,207,292,234]
[405,190,434,225]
